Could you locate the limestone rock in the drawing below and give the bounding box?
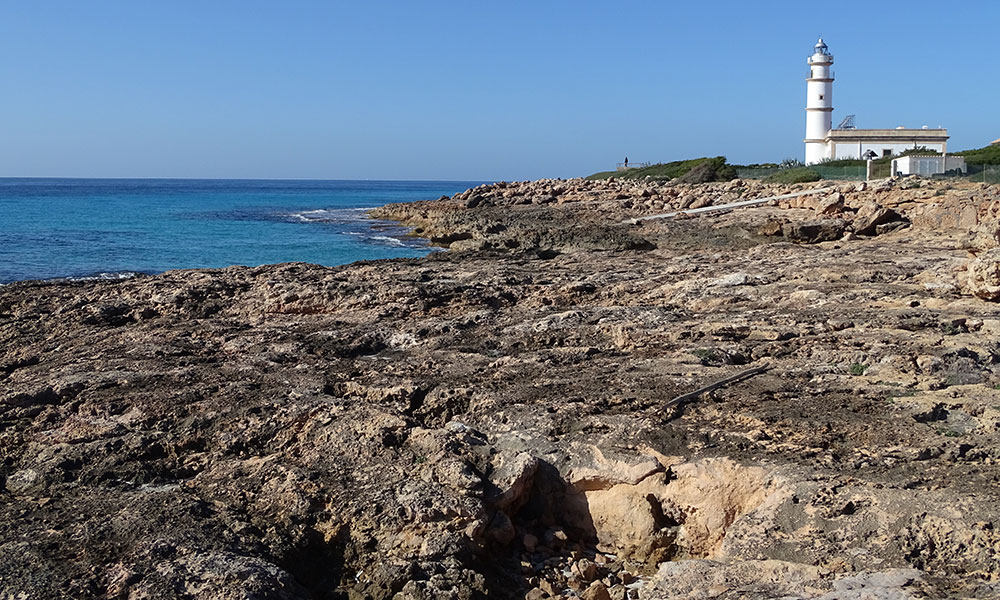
[3,176,1000,598]
[757,219,783,236]
[968,248,1000,301]
[572,558,598,582]
[813,192,845,215]
[581,581,612,600]
[782,219,847,243]
[4,469,46,495]
[821,569,923,600]
[487,451,539,511]
[853,202,903,235]
[524,588,545,600]
[688,196,713,210]
[648,559,829,598]
[117,551,309,600]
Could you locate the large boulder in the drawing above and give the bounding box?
[853,202,903,236]
[811,192,845,215]
[782,219,847,243]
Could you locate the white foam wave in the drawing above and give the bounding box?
[284,207,371,224]
[280,207,425,250]
[368,235,406,247]
[65,271,144,282]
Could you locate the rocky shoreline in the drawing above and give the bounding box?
[4,175,1000,599]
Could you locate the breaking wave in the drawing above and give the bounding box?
[281,208,425,249]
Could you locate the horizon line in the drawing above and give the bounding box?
[0,175,497,183]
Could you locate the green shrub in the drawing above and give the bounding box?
[690,348,723,364]
[764,167,822,184]
[674,157,737,184]
[848,363,868,376]
[818,158,866,167]
[899,146,940,157]
[733,162,780,169]
[585,156,736,182]
[936,427,962,438]
[955,144,1000,165]
[814,147,938,170]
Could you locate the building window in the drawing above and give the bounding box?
[883,149,893,158]
[819,94,824,100]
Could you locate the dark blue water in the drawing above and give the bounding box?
[0,178,481,283]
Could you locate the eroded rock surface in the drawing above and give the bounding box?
[3,176,1000,598]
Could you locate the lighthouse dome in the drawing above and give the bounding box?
[814,38,830,55]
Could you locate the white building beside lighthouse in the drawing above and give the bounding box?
[803,38,950,165]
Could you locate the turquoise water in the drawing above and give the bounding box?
[0,178,481,283]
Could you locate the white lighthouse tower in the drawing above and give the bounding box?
[804,38,834,164]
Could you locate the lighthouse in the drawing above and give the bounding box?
[804,38,834,164]
[798,38,953,168]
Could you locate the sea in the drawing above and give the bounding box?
[0,178,483,284]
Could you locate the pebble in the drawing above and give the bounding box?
[573,558,598,582]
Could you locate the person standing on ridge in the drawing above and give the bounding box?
[624,157,629,168]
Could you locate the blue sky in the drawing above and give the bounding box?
[1,1,996,180]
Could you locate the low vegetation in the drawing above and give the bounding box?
[955,143,1000,165]
[817,147,941,169]
[586,156,735,182]
[674,157,738,184]
[585,143,998,185]
[764,167,821,184]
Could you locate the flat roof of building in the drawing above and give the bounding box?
[827,128,948,141]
